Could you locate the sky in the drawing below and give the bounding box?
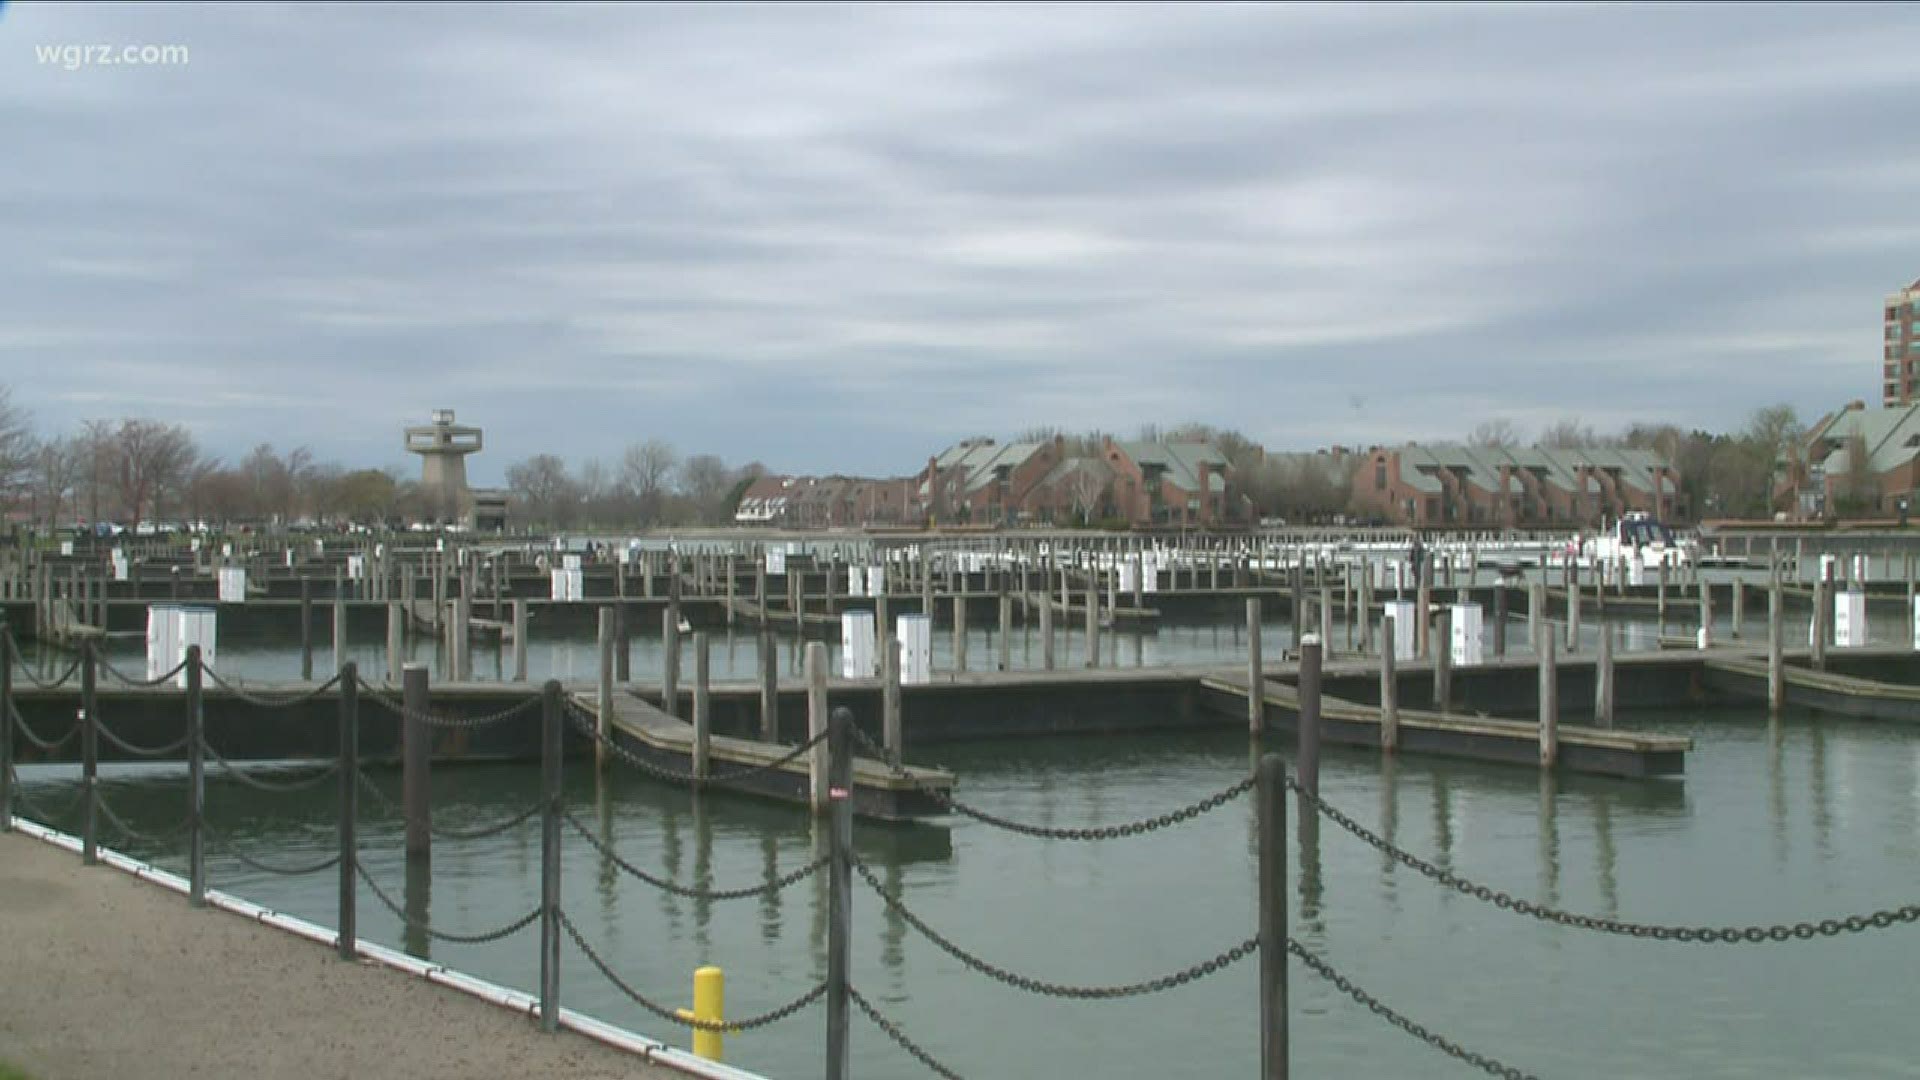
[2,2,1917,486]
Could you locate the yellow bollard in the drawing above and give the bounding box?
[675,965,726,1061]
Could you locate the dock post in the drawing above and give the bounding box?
[1539,637,1558,768]
[597,607,614,774]
[1257,753,1288,1080]
[1298,637,1322,797]
[335,578,350,678]
[693,631,711,782]
[1697,581,1711,650]
[1811,574,1828,672]
[1319,586,1333,653]
[953,594,968,672]
[386,601,402,682]
[1433,608,1452,712]
[759,625,779,742]
[1359,570,1374,655]
[1379,616,1398,753]
[300,576,314,681]
[337,661,358,959]
[185,646,204,903]
[806,642,828,814]
[1768,570,1784,712]
[1657,561,1668,629]
[1040,591,1055,671]
[1247,598,1264,734]
[725,553,736,626]
[1493,581,1508,658]
[1595,630,1615,729]
[1527,580,1542,650]
[512,600,529,682]
[615,602,630,683]
[825,706,853,1080]
[755,557,767,624]
[539,679,563,1033]
[998,592,1012,672]
[1415,581,1431,658]
[1566,569,1581,653]
[1084,581,1099,669]
[402,662,430,865]
[662,607,681,718]
[81,641,97,865]
[883,638,902,765]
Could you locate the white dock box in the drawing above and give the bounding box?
[1450,603,1484,667]
[847,566,866,598]
[868,565,887,596]
[217,566,247,603]
[1383,600,1417,661]
[1834,589,1867,648]
[147,604,216,688]
[550,567,584,601]
[841,611,877,678]
[895,614,932,685]
[766,549,787,576]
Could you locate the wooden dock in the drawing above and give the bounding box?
[1703,653,1920,722]
[571,689,954,822]
[1198,672,1691,779]
[404,598,513,641]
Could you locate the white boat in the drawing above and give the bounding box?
[1581,512,1693,576]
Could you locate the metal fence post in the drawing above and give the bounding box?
[338,661,358,959]
[826,706,853,1080]
[187,646,205,904]
[539,679,564,1033]
[82,640,98,865]
[0,621,12,832]
[1258,753,1288,1080]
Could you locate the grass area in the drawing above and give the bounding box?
[0,1061,34,1080]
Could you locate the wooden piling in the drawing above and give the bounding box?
[1084,582,1099,669]
[1298,637,1322,796]
[386,600,402,682]
[300,577,313,681]
[1247,598,1264,734]
[1595,629,1615,729]
[1379,615,1398,753]
[806,642,828,814]
[1768,566,1784,712]
[759,625,779,742]
[1040,591,1055,671]
[1538,636,1558,768]
[1433,608,1452,712]
[953,594,968,672]
[883,637,902,766]
[692,631,711,781]
[597,607,614,773]
[998,592,1012,672]
[402,663,431,864]
[512,599,528,682]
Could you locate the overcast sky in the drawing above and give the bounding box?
[3,2,1916,485]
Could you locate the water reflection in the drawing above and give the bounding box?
[1537,770,1560,907]
[1294,790,1323,931]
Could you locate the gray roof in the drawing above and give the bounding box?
[1804,403,1920,475]
[1388,445,1674,497]
[1115,441,1227,493]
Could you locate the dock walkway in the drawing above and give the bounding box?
[0,830,681,1080]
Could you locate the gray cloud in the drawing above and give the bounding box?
[3,1,1917,483]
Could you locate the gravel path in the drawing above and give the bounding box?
[0,831,681,1079]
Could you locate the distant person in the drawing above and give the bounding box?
[1407,533,1425,588]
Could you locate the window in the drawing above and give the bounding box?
[1374,462,1387,490]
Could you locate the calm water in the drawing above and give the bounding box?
[13,695,1920,1079]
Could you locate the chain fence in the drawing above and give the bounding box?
[94,721,190,758]
[204,668,343,708]
[854,854,1256,1000]
[204,824,342,876]
[564,698,827,788]
[94,789,189,845]
[355,862,542,944]
[1292,777,1920,943]
[1290,937,1537,1080]
[6,638,83,689]
[4,768,85,823]
[851,722,1252,840]
[9,702,78,752]
[356,679,542,730]
[97,655,188,689]
[558,908,827,1032]
[201,741,341,793]
[849,986,965,1080]
[562,807,827,901]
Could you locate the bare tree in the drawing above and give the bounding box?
[1468,419,1522,448]
[77,418,115,524]
[676,454,735,523]
[506,454,579,528]
[1063,463,1110,525]
[28,435,79,531]
[0,385,33,513]
[111,419,198,528]
[620,439,677,525]
[1536,418,1598,449]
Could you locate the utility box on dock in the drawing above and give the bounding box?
[147,604,215,688]
[1383,600,1417,661]
[217,566,247,603]
[895,614,932,685]
[1835,589,1867,648]
[766,549,787,576]
[1450,603,1485,667]
[347,554,365,581]
[868,565,887,596]
[841,611,877,678]
[550,567,583,601]
[847,566,866,598]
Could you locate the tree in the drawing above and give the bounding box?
[620,439,677,525]
[77,418,115,524]
[506,454,579,528]
[28,435,79,531]
[328,468,399,523]
[676,454,735,523]
[111,419,198,528]
[1468,419,1522,448]
[1535,418,1598,449]
[0,385,32,513]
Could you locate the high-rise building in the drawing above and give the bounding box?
[1884,279,1920,406]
